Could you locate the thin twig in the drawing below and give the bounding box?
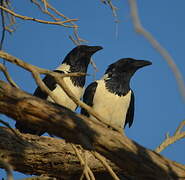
[0,51,86,78]
[31,69,62,105]
[0,5,78,28]
[71,144,95,180]
[69,35,80,46]
[79,151,90,180]
[100,0,119,38]
[0,0,6,65]
[0,158,13,180]
[90,58,99,81]
[101,0,118,18]
[31,0,60,21]
[42,0,48,11]
[40,0,77,26]
[41,1,83,43]
[128,0,185,102]
[174,120,185,135]
[155,120,185,153]
[92,151,120,180]
[0,63,19,88]
[73,29,87,44]
[3,0,16,33]
[0,0,6,50]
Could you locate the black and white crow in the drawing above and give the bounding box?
[81,58,152,131]
[15,45,103,135]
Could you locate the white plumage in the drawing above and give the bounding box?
[90,80,131,129]
[47,63,83,110]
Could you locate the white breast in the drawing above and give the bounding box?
[90,80,131,129]
[47,63,84,111]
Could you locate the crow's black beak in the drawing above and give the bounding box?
[134,60,152,68]
[89,46,103,53]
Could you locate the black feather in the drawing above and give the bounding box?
[81,82,98,117]
[124,90,135,128]
[33,70,64,99]
[105,73,130,96]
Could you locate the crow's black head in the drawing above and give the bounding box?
[105,58,152,96]
[62,45,103,68]
[61,45,102,87]
[105,58,152,78]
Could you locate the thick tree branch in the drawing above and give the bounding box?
[0,80,185,179]
[0,127,121,179]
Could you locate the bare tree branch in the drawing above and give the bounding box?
[175,120,185,135]
[0,80,185,180]
[155,120,185,153]
[0,5,78,28]
[92,152,120,180]
[0,63,19,88]
[71,144,95,180]
[0,0,6,52]
[2,0,16,33]
[128,0,185,102]
[0,127,122,179]
[100,0,118,20]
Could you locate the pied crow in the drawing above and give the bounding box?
[81,58,152,131]
[16,45,103,135]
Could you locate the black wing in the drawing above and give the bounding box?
[124,90,135,128]
[34,70,64,99]
[81,81,98,117]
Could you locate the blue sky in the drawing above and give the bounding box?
[0,0,185,179]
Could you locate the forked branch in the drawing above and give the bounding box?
[155,120,185,153]
[0,5,78,28]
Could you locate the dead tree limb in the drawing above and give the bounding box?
[0,80,185,180]
[155,120,185,153]
[0,127,121,179]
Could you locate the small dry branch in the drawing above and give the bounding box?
[155,120,185,153]
[0,5,78,28]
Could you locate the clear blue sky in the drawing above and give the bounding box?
[0,0,185,179]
